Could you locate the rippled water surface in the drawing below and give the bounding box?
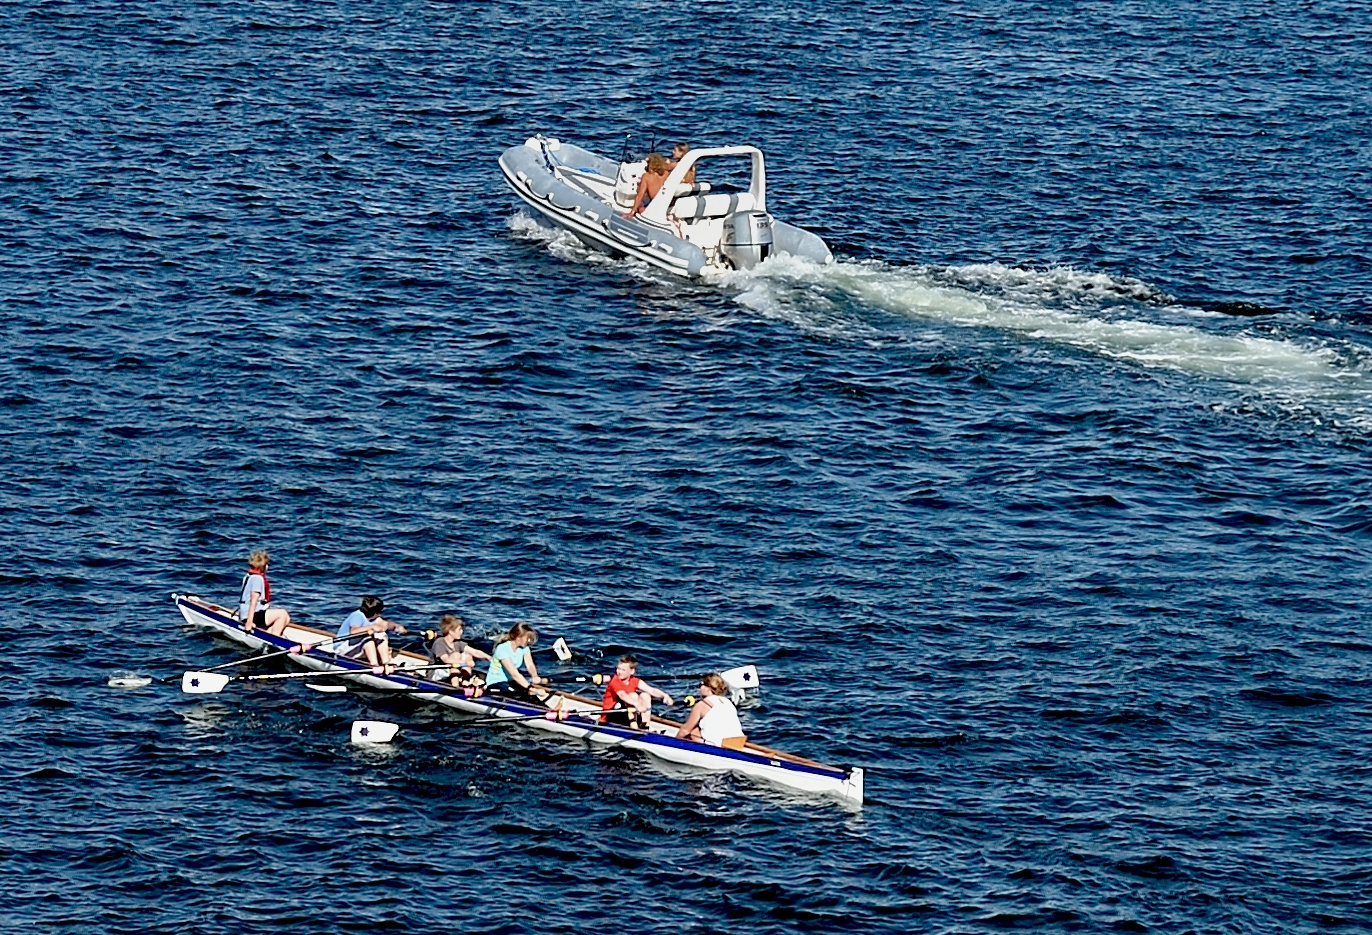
[4,1,1372,933]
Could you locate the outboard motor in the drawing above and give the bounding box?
[720,210,774,270]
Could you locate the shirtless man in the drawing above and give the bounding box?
[429,614,491,686]
[622,153,671,217]
[336,595,407,667]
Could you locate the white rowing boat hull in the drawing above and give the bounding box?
[173,594,863,805]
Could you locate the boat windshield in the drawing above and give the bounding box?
[695,155,752,194]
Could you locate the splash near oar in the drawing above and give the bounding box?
[107,673,153,689]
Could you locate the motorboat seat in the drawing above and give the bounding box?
[670,192,756,221]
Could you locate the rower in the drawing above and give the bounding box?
[674,673,745,747]
[600,655,673,730]
[428,614,491,687]
[483,621,550,701]
[237,549,291,636]
[336,595,407,667]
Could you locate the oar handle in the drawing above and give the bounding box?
[548,671,702,684]
[239,662,451,683]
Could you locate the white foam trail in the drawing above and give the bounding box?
[728,255,1365,382]
[506,212,669,282]
[505,212,1372,430]
[722,255,1372,431]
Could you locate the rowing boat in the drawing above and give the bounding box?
[172,594,864,805]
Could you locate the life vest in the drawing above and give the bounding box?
[240,568,271,607]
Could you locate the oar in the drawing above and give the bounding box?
[350,704,637,744]
[181,662,452,694]
[549,664,760,691]
[195,631,358,674]
[403,630,575,663]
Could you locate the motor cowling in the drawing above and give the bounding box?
[720,210,774,270]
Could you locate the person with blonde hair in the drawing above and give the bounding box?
[622,152,671,217]
[484,621,550,701]
[237,550,291,636]
[674,673,745,747]
[668,142,696,186]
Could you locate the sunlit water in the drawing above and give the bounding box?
[4,2,1371,934]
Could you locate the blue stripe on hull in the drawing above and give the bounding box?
[175,595,854,786]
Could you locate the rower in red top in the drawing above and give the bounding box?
[600,655,673,730]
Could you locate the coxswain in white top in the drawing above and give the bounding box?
[675,672,745,747]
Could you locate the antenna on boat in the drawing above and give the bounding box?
[619,132,632,164]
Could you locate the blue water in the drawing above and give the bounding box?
[4,1,1372,932]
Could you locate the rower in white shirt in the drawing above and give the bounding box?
[675,672,745,747]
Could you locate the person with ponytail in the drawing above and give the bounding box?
[674,673,745,747]
[484,621,550,701]
[237,549,291,636]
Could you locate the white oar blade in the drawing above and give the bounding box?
[307,683,348,693]
[720,664,760,692]
[351,720,400,744]
[181,671,231,694]
[552,637,572,661]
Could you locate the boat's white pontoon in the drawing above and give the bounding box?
[499,136,833,278]
[173,594,864,805]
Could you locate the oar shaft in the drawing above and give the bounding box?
[239,663,449,683]
[200,631,351,673]
[549,671,705,684]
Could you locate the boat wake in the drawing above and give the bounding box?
[507,213,1372,433]
[722,255,1372,434]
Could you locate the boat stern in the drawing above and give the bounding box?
[840,766,865,805]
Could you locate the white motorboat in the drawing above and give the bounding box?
[173,594,864,805]
[499,135,833,278]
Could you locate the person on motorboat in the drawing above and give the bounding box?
[600,654,673,730]
[622,152,670,217]
[668,143,695,185]
[675,673,745,747]
[484,621,550,701]
[429,614,490,687]
[336,594,407,667]
[237,549,291,636]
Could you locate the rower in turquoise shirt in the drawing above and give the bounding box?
[484,622,548,699]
